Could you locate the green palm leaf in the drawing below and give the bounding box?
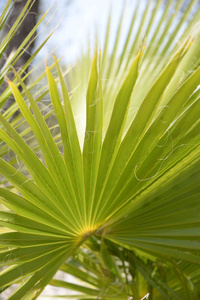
[1,0,200,299]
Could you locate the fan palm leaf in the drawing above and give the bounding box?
[1,0,200,299]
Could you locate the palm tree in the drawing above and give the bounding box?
[0,0,200,299]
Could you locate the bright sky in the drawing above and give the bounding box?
[36,0,134,63]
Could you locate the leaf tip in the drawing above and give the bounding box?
[139,44,146,58]
[45,59,49,69]
[5,76,12,85]
[5,76,10,83]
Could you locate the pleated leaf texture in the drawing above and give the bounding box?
[1,0,200,299]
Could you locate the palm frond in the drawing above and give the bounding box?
[1,0,200,299]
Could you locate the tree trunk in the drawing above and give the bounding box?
[0,0,40,115]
